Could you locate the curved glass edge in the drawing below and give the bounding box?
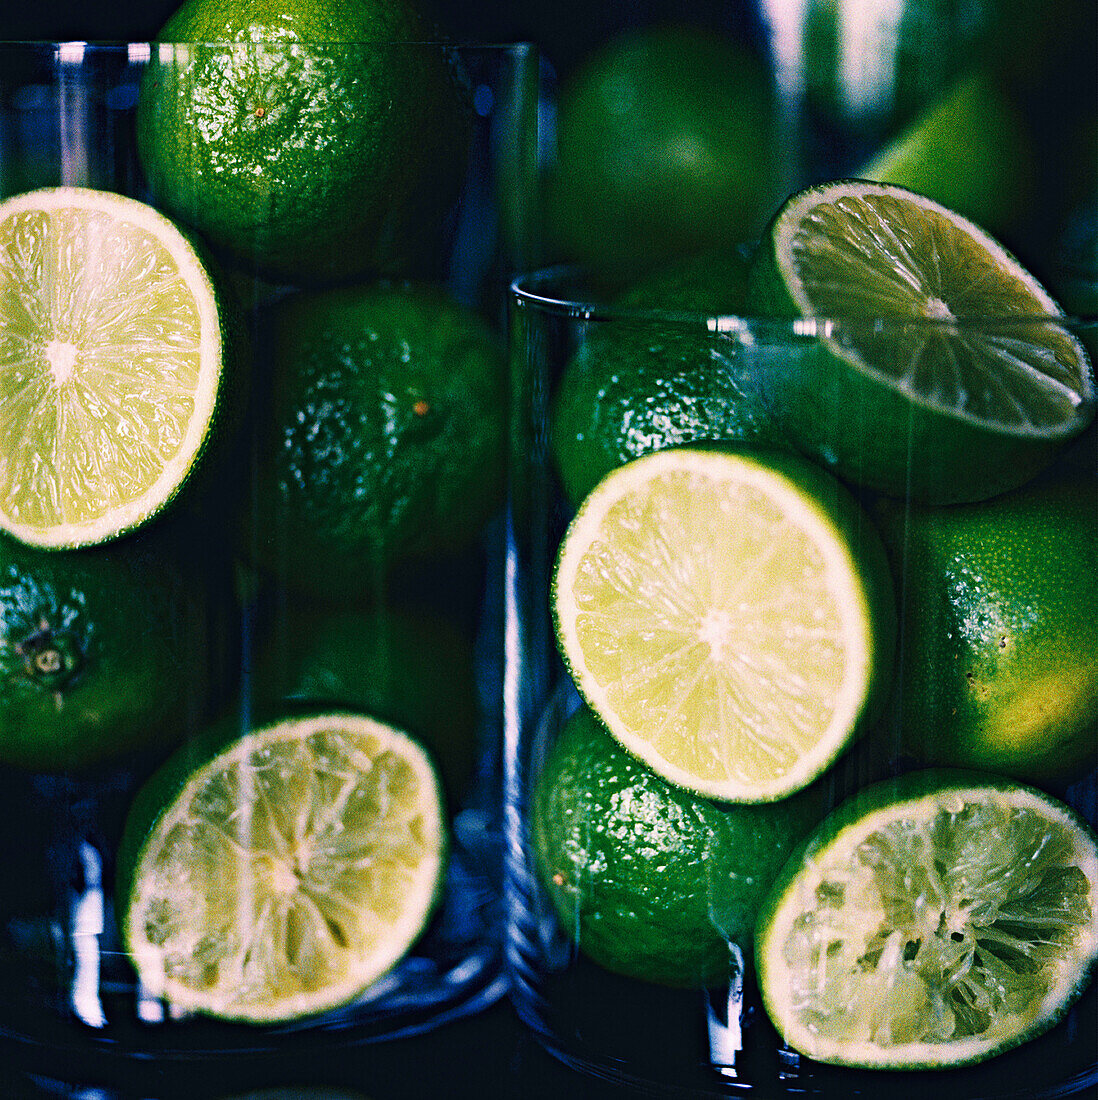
[510,263,1098,331]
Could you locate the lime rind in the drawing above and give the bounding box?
[120,712,446,1024]
[552,446,891,803]
[756,772,1098,1070]
[766,179,1094,439]
[0,187,223,549]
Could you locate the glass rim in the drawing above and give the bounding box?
[510,263,1098,332]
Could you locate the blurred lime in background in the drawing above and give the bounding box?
[546,24,780,274]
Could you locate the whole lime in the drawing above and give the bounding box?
[550,250,786,505]
[136,0,470,285]
[532,705,822,988]
[878,476,1098,784]
[248,282,505,595]
[0,532,221,771]
[546,24,779,273]
[251,607,479,803]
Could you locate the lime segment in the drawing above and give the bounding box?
[552,446,895,803]
[756,773,1098,1069]
[749,179,1094,502]
[120,712,445,1024]
[0,187,223,548]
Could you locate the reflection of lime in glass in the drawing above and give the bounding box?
[0,533,214,771]
[533,705,821,987]
[253,608,479,804]
[757,771,1098,1069]
[0,187,226,549]
[249,283,505,595]
[749,179,1094,503]
[547,25,778,273]
[137,0,470,285]
[552,446,896,803]
[118,712,446,1024]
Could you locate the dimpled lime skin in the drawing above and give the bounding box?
[250,282,505,594]
[136,0,470,286]
[0,531,218,771]
[550,250,787,505]
[532,706,822,988]
[877,476,1098,784]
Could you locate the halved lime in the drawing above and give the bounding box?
[551,445,896,803]
[756,771,1098,1070]
[748,179,1094,503]
[0,187,224,548]
[118,712,446,1024]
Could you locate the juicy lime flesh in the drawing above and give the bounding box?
[128,718,441,1021]
[0,195,214,543]
[774,790,1097,1064]
[560,453,871,799]
[785,190,1090,435]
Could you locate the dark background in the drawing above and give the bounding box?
[0,2,1094,1098]
[0,0,769,83]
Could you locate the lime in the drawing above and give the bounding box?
[247,282,505,595]
[532,705,822,987]
[756,770,1098,1069]
[860,70,1036,239]
[546,24,779,273]
[748,179,1094,503]
[0,186,226,548]
[136,0,470,286]
[251,607,479,803]
[550,249,787,506]
[877,477,1097,784]
[117,711,446,1024]
[0,531,216,771]
[552,445,897,803]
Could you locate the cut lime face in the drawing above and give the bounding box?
[756,773,1098,1070]
[120,713,445,1024]
[0,187,223,548]
[749,179,1094,503]
[552,446,895,803]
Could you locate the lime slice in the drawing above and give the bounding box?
[551,446,896,802]
[756,771,1098,1070]
[0,187,224,548]
[118,712,446,1024]
[748,179,1094,503]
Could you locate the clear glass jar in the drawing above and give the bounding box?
[0,38,537,1078]
[505,264,1098,1098]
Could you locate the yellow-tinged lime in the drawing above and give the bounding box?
[756,771,1098,1069]
[0,187,225,548]
[748,179,1094,503]
[877,476,1098,784]
[551,445,896,803]
[117,711,446,1024]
